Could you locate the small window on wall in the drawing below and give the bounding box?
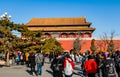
[52,32,59,38]
[84,33,90,38]
[69,33,75,38]
[76,33,83,38]
[61,33,67,38]
[52,34,59,38]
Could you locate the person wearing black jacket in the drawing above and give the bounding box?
[99,53,118,77]
[50,53,64,77]
[29,52,36,75]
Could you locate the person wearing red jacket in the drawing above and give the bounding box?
[84,55,98,77]
[64,54,75,77]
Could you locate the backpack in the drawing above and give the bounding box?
[84,60,97,74]
[36,53,44,63]
[52,64,60,71]
[64,59,73,76]
[103,59,117,77]
[51,59,60,71]
[114,55,120,68]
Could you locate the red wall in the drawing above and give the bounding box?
[58,39,120,53]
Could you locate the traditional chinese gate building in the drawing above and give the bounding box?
[25,17,95,38]
[25,17,120,53]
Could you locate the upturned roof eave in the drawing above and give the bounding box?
[28,28,95,32]
[25,22,91,26]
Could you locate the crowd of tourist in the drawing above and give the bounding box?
[13,50,44,76]
[49,50,120,77]
[0,49,120,77]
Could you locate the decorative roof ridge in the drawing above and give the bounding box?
[25,17,92,26]
[31,16,86,19]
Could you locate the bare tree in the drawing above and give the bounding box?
[107,31,116,53]
[110,31,116,40]
[101,32,109,51]
[96,40,103,51]
[98,31,116,52]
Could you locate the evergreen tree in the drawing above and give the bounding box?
[0,12,20,66]
[42,38,63,54]
[73,38,81,53]
[17,25,44,53]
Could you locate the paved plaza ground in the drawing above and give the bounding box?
[0,58,82,77]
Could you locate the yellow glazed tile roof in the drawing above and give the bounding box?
[25,17,91,26]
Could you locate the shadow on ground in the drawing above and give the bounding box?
[0,65,4,68]
[46,69,53,76]
[26,69,37,76]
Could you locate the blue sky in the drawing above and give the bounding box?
[0,0,120,38]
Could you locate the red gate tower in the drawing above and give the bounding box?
[25,17,96,52]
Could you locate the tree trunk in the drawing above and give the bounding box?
[6,51,10,66]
